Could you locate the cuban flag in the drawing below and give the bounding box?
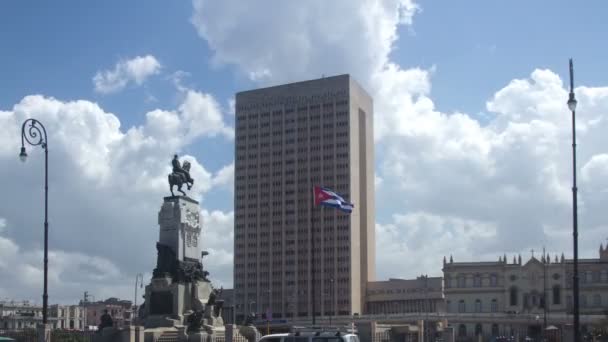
[313,186,354,213]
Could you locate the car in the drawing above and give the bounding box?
[258,327,359,342]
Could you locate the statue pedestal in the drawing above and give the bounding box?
[140,195,224,341]
[144,196,205,326]
[158,196,202,262]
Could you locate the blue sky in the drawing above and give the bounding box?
[1,1,608,303]
[4,1,607,127]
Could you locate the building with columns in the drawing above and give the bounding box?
[365,276,445,315]
[443,244,608,340]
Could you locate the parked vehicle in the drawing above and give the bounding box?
[259,327,359,342]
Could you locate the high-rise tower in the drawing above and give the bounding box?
[233,75,374,319]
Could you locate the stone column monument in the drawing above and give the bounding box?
[93,156,227,342]
[140,156,225,342]
[141,195,225,341]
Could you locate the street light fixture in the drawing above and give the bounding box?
[19,118,49,325]
[567,58,581,342]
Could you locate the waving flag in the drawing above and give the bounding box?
[313,186,354,213]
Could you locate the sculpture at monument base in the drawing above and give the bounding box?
[94,158,244,342]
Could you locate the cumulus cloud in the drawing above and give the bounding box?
[200,210,234,287]
[189,0,608,282]
[0,91,234,302]
[93,55,162,94]
[191,0,419,85]
[0,217,131,303]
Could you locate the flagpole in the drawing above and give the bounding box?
[311,186,316,326]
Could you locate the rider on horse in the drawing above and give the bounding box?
[172,154,193,184]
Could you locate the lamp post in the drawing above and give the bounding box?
[19,118,49,325]
[567,58,580,342]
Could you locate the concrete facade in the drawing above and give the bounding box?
[234,74,375,319]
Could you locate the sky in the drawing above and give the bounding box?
[1,0,608,305]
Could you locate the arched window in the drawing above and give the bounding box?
[458,324,467,337]
[475,324,483,336]
[491,299,498,312]
[474,274,482,287]
[593,294,601,307]
[475,299,482,313]
[458,300,466,313]
[510,287,518,306]
[491,324,499,337]
[553,285,561,305]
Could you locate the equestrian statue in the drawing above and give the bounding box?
[169,154,194,196]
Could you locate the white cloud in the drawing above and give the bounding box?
[212,162,234,189]
[376,213,498,278]
[200,210,234,287]
[190,0,608,283]
[191,0,419,85]
[0,218,129,303]
[93,55,162,94]
[0,90,234,301]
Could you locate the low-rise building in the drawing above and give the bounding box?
[82,297,132,329]
[365,276,445,315]
[49,304,86,330]
[0,300,46,330]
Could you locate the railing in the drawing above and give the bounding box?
[50,330,95,341]
[0,329,96,342]
[0,329,37,342]
[156,330,179,342]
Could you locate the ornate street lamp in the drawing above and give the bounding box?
[567,59,580,342]
[19,118,49,325]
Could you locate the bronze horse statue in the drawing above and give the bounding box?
[168,161,194,196]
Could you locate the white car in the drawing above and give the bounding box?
[258,330,359,342]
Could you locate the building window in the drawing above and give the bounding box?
[475,299,482,313]
[491,299,498,313]
[458,324,467,337]
[492,324,499,337]
[594,294,602,307]
[581,295,587,307]
[446,300,451,313]
[490,274,498,287]
[474,274,482,287]
[510,287,518,306]
[553,285,561,305]
[458,300,466,313]
[457,274,466,288]
[445,275,451,288]
[475,324,483,336]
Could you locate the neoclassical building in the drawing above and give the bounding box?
[443,244,608,340]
